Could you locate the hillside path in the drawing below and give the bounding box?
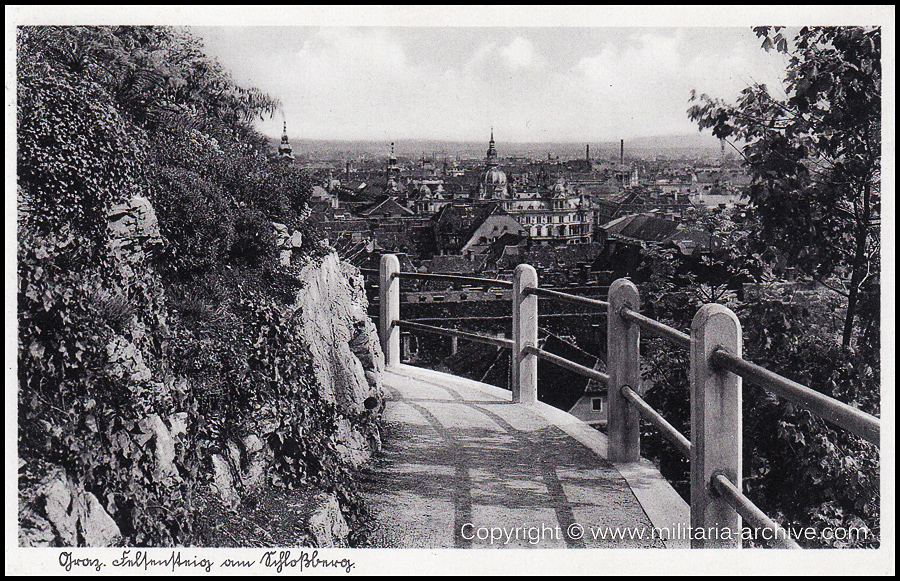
[361,364,688,548]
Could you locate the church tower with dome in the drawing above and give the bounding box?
[475,129,508,200]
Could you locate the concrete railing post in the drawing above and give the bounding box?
[690,303,742,548]
[380,254,400,368]
[512,264,538,403]
[607,278,641,463]
[401,332,411,363]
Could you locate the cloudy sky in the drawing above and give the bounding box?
[9,5,888,143]
[193,23,791,143]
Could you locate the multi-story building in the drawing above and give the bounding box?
[433,202,525,256]
[501,181,593,245]
[467,132,594,245]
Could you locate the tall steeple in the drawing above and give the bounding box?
[477,128,507,200]
[278,120,294,161]
[386,142,401,193]
[485,127,499,168]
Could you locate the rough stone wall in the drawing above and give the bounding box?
[292,252,385,416]
[204,251,385,538]
[19,467,122,547]
[107,195,163,278]
[273,222,304,266]
[20,197,383,547]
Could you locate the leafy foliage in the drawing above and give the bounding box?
[17,69,142,240]
[17,211,195,544]
[737,297,879,547]
[688,26,881,347]
[681,30,881,542]
[17,25,369,547]
[150,165,235,274]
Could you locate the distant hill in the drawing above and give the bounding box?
[270,133,728,163]
[627,134,728,156]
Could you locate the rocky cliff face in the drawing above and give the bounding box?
[204,252,385,541]
[293,253,384,416]
[289,252,385,468]
[19,466,122,547]
[19,196,384,547]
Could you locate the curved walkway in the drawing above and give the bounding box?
[362,365,688,548]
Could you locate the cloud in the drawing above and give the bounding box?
[292,28,409,96]
[564,30,788,137]
[276,29,418,139]
[196,27,789,141]
[500,37,536,70]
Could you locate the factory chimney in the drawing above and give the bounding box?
[586,144,590,162]
[620,139,624,166]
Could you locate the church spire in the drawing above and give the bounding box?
[476,128,507,200]
[386,141,401,193]
[485,127,498,168]
[278,120,294,161]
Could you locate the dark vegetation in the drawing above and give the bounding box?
[625,236,880,548]
[17,25,372,546]
[689,26,880,350]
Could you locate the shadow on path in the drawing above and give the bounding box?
[361,368,663,548]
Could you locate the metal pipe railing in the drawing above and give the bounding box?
[710,348,880,446]
[620,385,691,458]
[523,286,609,310]
[711,474,801,550]
[395,319,514,350]
[523,345,610,385]
[620,307,692,347]
[393,271,513,288]
[404,313,603,322]
[375,254,876,549]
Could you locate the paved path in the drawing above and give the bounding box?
[362,365,688,549]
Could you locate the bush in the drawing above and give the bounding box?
[17,217,200,544]
[17,70,143,241]
[635,246,880,548]
[150,165,234,276]
[164,268,375,533]
[229,209,276,268]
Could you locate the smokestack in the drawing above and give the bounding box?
[586,144,590,162]
[620,139,624,166]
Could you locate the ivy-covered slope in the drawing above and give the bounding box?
[17,25,382,547]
